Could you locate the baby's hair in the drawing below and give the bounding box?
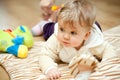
[58,0,96,31]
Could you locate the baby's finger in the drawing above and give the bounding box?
[54,72,61,79]
[47,73,54,80]
[56,71,61,78]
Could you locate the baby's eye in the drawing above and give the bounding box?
[71,31,77,35]
[60,27,64,32]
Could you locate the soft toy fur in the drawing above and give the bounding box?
[0,26,34,58]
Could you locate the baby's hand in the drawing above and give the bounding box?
[46,67,61,80]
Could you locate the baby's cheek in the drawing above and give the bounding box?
[71,38,79,44]
[57,34,62,42]
[72,41,79,46]
[71,39,82,46]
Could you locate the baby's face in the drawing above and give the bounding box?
[41,6,53,14]
[40,0,54,14]
[57,22,89,50]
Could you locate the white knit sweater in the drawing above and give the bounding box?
[39,23,116,73]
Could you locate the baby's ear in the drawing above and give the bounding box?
[84,32,91,40]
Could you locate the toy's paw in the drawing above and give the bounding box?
[18,45,28,58]
[6,45,28,58]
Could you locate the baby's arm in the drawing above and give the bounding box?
[39,34,61,79]
[39,54,61,79]
[102,42,117,61]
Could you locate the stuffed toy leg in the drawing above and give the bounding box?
[69,54,99,80]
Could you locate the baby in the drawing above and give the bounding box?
[40,0,55,21]
[32,0,116,79]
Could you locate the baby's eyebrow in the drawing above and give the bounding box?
[58,24,62,27]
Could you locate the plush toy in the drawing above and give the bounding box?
[0,25,34,58]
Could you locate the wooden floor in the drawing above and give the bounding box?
[0,0,120,31]
[0,0,120,80]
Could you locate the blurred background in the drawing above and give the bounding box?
[0,0,120,31]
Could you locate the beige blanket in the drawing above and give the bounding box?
[0,42,73,80]
[0,25,120,80]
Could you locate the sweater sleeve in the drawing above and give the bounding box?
[90,41,117,62]
[102,41,117,61]
[39,34,61,73]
